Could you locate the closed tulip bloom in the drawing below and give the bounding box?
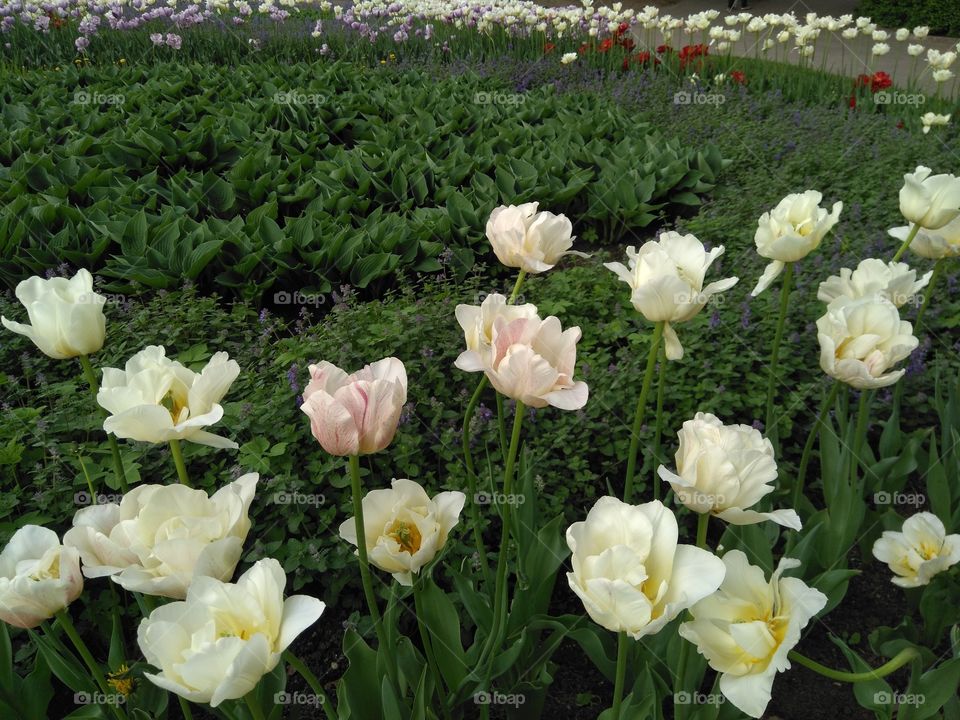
[899,166,960,230]
[486,202,585,274]
[0,526,83,629]
[679,551,827,718]
[64,475,257,599]
[137,559,324,706]
[566,498,725,639]
[657,413,801,530]
[817,295,918,389]
[455,312,588,410]
[300,358,407,456]
[817,258,932,308]
[1,269,106,359]
[604,232,738,360]
[751,191,843,295]
[454,293,538,356]
[872,512,960,588]
[339,479,465,585]
[98,346,240,448]
[889,216,960,259]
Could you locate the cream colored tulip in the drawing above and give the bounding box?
[679,551,827,718]
[899,165,960,230]
[566,498,725,639]
[1,269,106,359]
[872,512,960,588]
[817,295,918,389]
[454,293,538,357]
[98,345,240,448]
[486,202,585,273]
[817,258,932,308]
[657,413,801,530]
[339,479,465,585]
[64,475,257,598]
[0,526,83,629]
[138,559,324,706]
[604,232,738,360]
[889,216,960,259]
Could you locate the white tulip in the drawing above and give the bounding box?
[872,43,890,56]
[913,26,929,38]
[567,498,725,639]
[561,51,577,64]
[907,43,925,57]
[899,165,960,230]
[679,551,827,718]
[138,559,324,706]
[896,28,910,41]
[2,269,106,359]
[888,216,960,259]
[841,28,857,39]
[872,29,888,41]
[0,526,83,629]
[751,190,842,295]
[455,293,538,357]
[817,295,918,389]
[604,232,738,360]
[817,258,931,308]
[658,412,801,530]
[920,112,950,134]
[97,345,240,448]
[932,69,955,83]
[339,479,465,585]
[64,475,257,598]
[486,202,585,274]
[872,512,960,588]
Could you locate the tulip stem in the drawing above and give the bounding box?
[624,321,665,503]
[243,693,266,720]
[851,391,871,489]
[461,377,493,587]
[914,259,944,330]
[652,341,668,501]
[763,262,793,443]
[891,223,921,262]
[412,580,453,720]
[695,513,709,549]
[78,354,129,493]
[168,439,190,486]
[788,647,919,682]
[52,610,126,720]
[178,697,194,720]
[283,651,336,720]
[793,382,841,510]
[507,270,527,304]
[611,632,629,719]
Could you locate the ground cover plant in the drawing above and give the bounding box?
[2,3,960,720]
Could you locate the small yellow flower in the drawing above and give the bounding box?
[107,663,135,697]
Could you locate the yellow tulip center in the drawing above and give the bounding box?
[387,520,422,554]
[160,390,188,424]
[918,542,939,561]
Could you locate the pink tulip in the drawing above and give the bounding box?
[300,358,407,456]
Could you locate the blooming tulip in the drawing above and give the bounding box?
[64,475,257,598]
[300,357,407,455]
[899,166,960,230]
[454,293,538,357]
[561,51,577,63]
[679,551,827,718]
[657,413,801,530]
[872,512,960,588]
[604,232,738,360]
[920,112,951,134]
[751,191,842,295]
[817,258,932,308]
[889,216,960,259]
[97,345,240,448]
[0,526,83,629]
[137,559,324,706]
[1,269,105,359]
[339,478,465,585]
[566,497,725,639]
[485,202,584,274]
[817,295,918,389]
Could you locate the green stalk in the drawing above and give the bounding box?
[283,651,336,720]
[624,321,665,503]
[850,391,870,490]
[891,223,921,262]
[178,698,194,720]
[243,693,266,720]
[763,262,794,441]
[789,648,919,682]
[793,382,841,509]
[914,259,944,330]
[53,610,126,720]
[461,377,493,586]
[168,439,190,486]
[695,513,709,550]
[652,342,668,501]
[507,270,526,303]
[675,636,691,720]
[412,580,453,720]
[78,354,128,493]
[610,632,629,719]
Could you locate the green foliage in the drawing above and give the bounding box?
[856,0,960,36]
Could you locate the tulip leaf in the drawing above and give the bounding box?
[0,623,12,690]
[908,657,960,720]
[339,629,382,720]
[28,629,96,695]
[924,434,951,522]
[21,653,54,720]
[416,579,467,691]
